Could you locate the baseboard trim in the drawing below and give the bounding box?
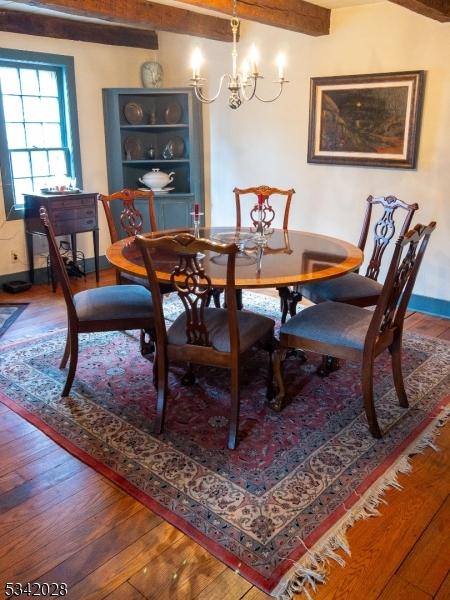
[0,255,110,286]
[408,294,450,320]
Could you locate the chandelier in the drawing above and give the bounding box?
[189,0,289,109]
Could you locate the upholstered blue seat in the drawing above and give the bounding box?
[280,301,372,350]
[301,272,382,305]
[74,285,153,322]
[168,307,274,353]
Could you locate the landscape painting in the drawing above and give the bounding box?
[307,71,424,168]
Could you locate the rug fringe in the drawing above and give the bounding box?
[273,404,450,600]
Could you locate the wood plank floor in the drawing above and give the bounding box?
[0,270,449,600]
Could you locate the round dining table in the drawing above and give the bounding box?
[106,227,363,289]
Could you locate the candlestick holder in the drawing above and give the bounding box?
[254,206,268,246]
[190,211,205,258]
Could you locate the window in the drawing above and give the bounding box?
[0,49,82,220]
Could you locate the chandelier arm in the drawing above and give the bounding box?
[192,74,233,104]
[240,77,258,102]
[254,82,286,103]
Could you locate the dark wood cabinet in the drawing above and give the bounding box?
[102,87,204,230]
[24,192,100,289]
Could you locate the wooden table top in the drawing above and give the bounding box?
[106,227,364,289]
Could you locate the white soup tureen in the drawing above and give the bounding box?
[139,168,174,190]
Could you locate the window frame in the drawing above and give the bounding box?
[0,48,83,221]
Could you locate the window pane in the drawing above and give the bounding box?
[2,95,23,122]
[25,123,45,148]
[41,97,60,122]
[39,70,58,97]
[13,178,33,205]
[0,67,20,95]
[23,96,42,122]
[43,123,62,147]
[48,150,67,175]
[20,68,40,95]
[11,151,31,178]
[33,176,50,192]
[6,123,26,149]
[31,151,49,177]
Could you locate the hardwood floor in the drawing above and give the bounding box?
[0,270,449,600]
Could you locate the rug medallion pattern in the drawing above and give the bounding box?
[0,293,448,593]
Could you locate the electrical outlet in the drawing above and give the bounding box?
[11,250,19,263]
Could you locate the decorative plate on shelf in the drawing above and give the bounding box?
[162,136,185,159]
[164,101,182,124]
[123,102,144,124]
[123,137,144,160]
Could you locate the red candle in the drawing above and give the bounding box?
[194,202,200,217]
[257,194,264,207]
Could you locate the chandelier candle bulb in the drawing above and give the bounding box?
[249,44,259,76]
[276,53,286,80]
[191,48,202,79]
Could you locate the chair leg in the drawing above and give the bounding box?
[181,362,196,385]
[317,355,340,377]
[390,334,408,408]
[62,330,78,397]
[361,361,382,438]
[228,366,240,450]
[60,330,70,369]
[140,328,155,357]
[154,346,168,434]
[212,289,222,308]
[271,348,288,411]
[288,289,302,319]
[236,289,243,311]
[278,287,290,324]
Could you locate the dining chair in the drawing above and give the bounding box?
[99,188,157,286]
[298,195,418,375]
[273,221,436,438]
[211,185,296,318]
[137,231,276,449]
[40,207,155,397]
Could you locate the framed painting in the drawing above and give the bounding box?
[307,71,425,168]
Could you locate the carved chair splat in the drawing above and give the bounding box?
[40,207,155,397]
[137,232,276,450]
[211,185,296,316]
[273,221,436,438]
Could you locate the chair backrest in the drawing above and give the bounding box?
[366,221,436,349]
[358,195,418,281]
[137,232,240,353]
[39,207,77,321]
[99,189,157,244]
[234,185,295,230]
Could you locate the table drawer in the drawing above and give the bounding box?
[51,196,96,210]
[54,217,97,235]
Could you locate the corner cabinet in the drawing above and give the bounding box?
[102,87,204,230]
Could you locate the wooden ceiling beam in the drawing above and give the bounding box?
[10,0,233,42]
[389,0,450,21]
[171,0,330,36]
[0,8,158,48]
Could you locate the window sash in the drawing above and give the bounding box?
[0,49,83,220]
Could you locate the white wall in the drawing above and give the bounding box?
[0,33,152,274]
[159,1,450,302]
[0,1,449,304]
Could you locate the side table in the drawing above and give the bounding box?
[24,192,99,291]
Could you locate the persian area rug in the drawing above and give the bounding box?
[0,303,28,338]
[0,292,449,598]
